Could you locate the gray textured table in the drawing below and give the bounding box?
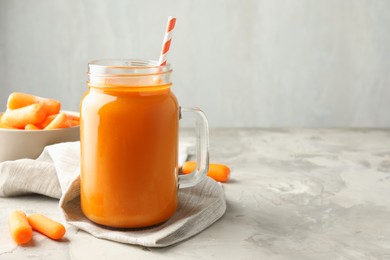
[1,129,390,259]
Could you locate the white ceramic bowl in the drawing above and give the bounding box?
[0,111,80,162]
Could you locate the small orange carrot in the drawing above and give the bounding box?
[27,214,66,240]
[182,161,231,182]
[0,124,19,129]
[39,98,61,116]
[0,114,18,129]
[44,113,71,130]
[69,120,80,127]
[25,124,41,130]
[65,113,80,122]
[39,114,56,129]
[1,103,47,129]
[7,92,61,116]
[7,92,38,109]
[9,210,33,245]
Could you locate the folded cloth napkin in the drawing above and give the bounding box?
[0,142,226,247]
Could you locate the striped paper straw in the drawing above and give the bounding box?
[158,16,176,66]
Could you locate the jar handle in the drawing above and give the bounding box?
[179,107,209,189]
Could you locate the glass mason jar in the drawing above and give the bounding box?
[80,59,209,228]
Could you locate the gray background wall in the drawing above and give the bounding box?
[1,0,389,127]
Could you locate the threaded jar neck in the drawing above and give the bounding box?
[88,59,172,87]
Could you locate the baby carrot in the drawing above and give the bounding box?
[27,214,66,240]
[69,120,80,127]
[25,124,41,130]
[0,114,17,129]
[64,113,80,127]
[65,113,80,122]
[8,210,33,245]
[44,113,71,130]
[7,92,61,116]
[182,161,231,182]
[7,92,37,109]
[39,114,56,129]
[40,98,61,116]
[0,124,19,129]
[1,103,47,129]
[0,115,17,129]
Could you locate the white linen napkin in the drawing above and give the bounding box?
[0,142,226,247]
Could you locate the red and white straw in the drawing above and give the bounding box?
[158,16,176,66]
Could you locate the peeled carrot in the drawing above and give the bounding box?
[7,92,37,109]
[0,124,19,129]
[37,113,79,129]
[64,112,80,127]
[7,92,61,116]
[27,214,66,240]
[0,114,18,129]
[39,114,56,129]
[65,113,80,122]
[69,120,80,127]
[182,161,231,182]
[25,124,41,130]
[44,113,71,130]
[3,93,79,131]
[1,103,47,129]
[8,210,33,245]
[39,98,61,116]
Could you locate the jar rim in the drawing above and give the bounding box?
[88,59,172,86]
[88,59,171,76]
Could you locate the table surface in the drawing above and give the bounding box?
[1,128,390,260]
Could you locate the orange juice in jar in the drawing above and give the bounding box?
[80,59,209,228]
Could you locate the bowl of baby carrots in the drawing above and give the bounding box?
[0,92,80,162]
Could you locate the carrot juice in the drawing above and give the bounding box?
[80,60,179,228]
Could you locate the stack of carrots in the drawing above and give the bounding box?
[9,210,66,245]
[0,92,79,130]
